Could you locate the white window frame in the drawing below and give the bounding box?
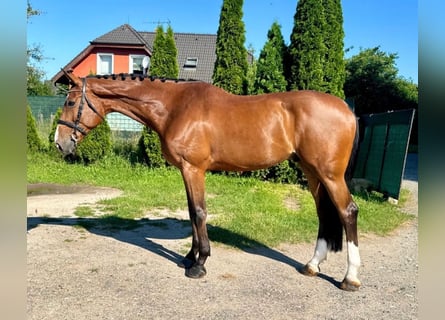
[129,55,147,74]
[97,53,114,75]
[184,57,198,70]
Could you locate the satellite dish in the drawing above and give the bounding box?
[142,56,150,69]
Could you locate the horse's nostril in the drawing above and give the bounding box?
[56,143,63,152]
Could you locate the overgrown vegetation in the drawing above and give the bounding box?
[27,1,54,96]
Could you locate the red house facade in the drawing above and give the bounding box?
[52,24,219,85]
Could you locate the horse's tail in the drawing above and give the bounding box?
[345,117,359,184]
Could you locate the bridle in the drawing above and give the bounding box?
[57,77,104,137]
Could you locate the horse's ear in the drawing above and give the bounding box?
[61,69,82,87]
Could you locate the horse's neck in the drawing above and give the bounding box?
[96,80,173,135]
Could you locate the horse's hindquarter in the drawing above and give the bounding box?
[288,91,357,174]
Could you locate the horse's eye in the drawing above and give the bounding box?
[66,101,75,107]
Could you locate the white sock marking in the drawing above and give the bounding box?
[346,241,361,281]
[308,238,328,270]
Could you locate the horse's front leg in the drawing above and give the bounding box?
[180,164,210,278]
[178,192,199,269]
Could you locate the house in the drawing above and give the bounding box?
[52,24,218,85]
[52,24,221,131]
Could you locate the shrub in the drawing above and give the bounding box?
[49,107,112,163]
[217,160,306,186]
[111,131,144,164]
[27,105,45,152]
[137,126,167,168]
[244,160,306,185]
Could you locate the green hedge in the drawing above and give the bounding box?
[27,105,45,152]
[137,126,168,168]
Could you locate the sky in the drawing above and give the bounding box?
[27,0,418,83]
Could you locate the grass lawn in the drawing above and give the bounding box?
[27,152,413,248]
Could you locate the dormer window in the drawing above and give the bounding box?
[130,55,148,74]
[184,57,198,70]
[97,53,113,75]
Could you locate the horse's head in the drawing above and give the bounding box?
[55,70,105,156]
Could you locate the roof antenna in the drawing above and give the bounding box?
[142,19,171,27]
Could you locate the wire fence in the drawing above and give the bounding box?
[27,96,143,132]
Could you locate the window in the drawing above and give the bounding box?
[129,55,148,74]
[97,53,113,75]
[184,57,198,70]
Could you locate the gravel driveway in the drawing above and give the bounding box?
[27,154,418,320]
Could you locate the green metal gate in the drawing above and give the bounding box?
[353,109,415,199]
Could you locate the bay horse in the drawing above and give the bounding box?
[55,70,361,291]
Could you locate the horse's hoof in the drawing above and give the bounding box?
[177,258,194,269]
[340,278,361,291]
[300,264,319,277]
[185,264,207,279]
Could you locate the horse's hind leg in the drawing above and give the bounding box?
[302,171,343,276]
[301,172,343,277]
[301,168,361,291]
[322,177,361,291]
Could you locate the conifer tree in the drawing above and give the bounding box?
[288,0,326,91]
[212,0,248,94]
[149,25,179,78]
[287,0,346,98]
[149,26,166,77]
[245,56,257,95]
[254,21,287,94]
[164,25,179,78]
[322,0,345,98]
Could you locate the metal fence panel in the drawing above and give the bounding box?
[353,109,415,199]
[28,96,65,119]
[28,96,143,132]
[106,112,143,132]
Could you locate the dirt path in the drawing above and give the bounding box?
[27,156,417,320]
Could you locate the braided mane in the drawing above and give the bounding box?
[88,73,200,83]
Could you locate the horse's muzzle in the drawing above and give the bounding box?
[55,136,77,156]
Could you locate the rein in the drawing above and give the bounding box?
[57,77,104,136]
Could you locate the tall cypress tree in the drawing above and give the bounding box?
[212,0,248,94]
[254,21,287,94]
[149,25,179,78]
[164,25,179,78]
[149,26,166,77]
[287,0,345,97]
[288,0,326,91]
[322,0,345,98]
